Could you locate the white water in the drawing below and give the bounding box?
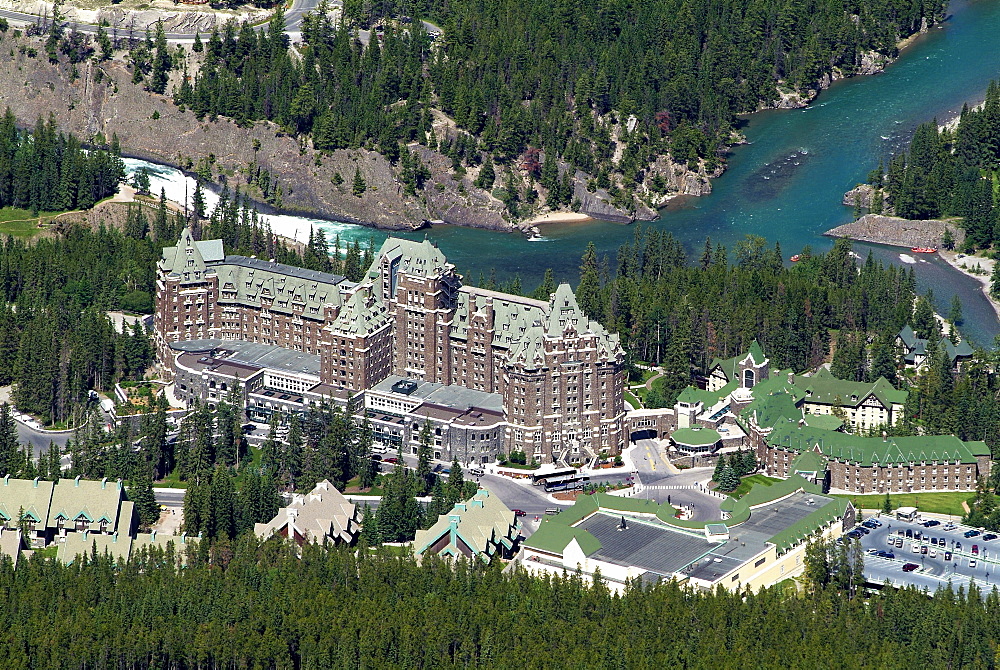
[124,158,380,248]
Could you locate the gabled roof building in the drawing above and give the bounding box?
[254,480,359,546]
[413,489,520,563]
[897,325,974,369]
[156,232,626,464]
[0,476,138,550]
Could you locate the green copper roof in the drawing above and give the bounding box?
[790,449,828,474]
[802,414,844,431]
[740,390,801,428]
[523,520,602,556]
[768,421,986,466]
[769,498,851,555]
[671,427,721,447]
[739,473,822,508]
[676,380,737,408]
[793,368,906,409]
[708,340,767,383]
[676,386,702,404]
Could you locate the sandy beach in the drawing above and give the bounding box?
[939,250,1000,319]
[523,211,595,226]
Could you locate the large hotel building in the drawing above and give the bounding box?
[154,230,627,465]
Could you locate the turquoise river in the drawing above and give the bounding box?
[128,0,1000,346]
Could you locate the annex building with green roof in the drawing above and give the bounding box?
[792,367,906,433]
[519,482,854,594]
[757,419,991,494]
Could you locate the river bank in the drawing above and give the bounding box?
[939,251,1000,322]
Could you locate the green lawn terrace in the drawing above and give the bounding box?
[519,476,853,593]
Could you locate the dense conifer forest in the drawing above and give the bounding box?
[1,538,999,668]
[0,110,125,213]
[867,80,1000,249]
[168,0,945,210]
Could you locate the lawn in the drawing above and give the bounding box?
[730,474,782,499]
[156,470,189,489]
[624,390,642,409]
[0,207,63,238]
[831,491,974,517]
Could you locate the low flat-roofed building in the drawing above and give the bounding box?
[520,479,854,593]
[413,488,520,564]
[366,375,506,463]
[255,480,359,546]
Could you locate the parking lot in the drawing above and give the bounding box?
[855,515,1000,592]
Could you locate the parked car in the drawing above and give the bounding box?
[858,527,870,535]
[944,523,957,531]
[905,529,913,538]
[945,551,953,561]
[370,455,382,462]
[921,545,928,554]
[929,549,937,558]
[902,563,919,572]
[965,530,981,538]
[970,559,978,568]
[511,509,526,517]
[887,536,896,546]
[924,519,941,527]
[384,457,400,464]
[973,544,980,555]
[895,538,904,548]
[956,541,963,551]
[912,544,920,553]
[983,533,998,541]
[877,551,895,559]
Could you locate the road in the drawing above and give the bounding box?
[860,516,1000,594]
[629,439,723,522]
[0,0,442,43]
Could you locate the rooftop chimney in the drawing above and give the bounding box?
[74,475,81,487]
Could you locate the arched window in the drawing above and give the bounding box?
[743,369,755,388]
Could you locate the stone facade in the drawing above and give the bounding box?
[155,232,627,461]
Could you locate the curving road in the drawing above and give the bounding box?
[0,0,441,43]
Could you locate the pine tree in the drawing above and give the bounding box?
[445,458,465,506]
[415,421,433,496]
[129,476,160,528]
[576,242,602,320]
[713,454,726,483]
[352,168,366,197]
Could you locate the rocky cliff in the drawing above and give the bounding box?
[825,214,963,249]
[0,31,705,231]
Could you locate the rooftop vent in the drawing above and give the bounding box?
[392,380,419,395]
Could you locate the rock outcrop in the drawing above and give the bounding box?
[825,214,963,249]
[842,184,878,209]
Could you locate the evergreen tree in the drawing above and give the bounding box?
[576,242,602,321]
[713,454,726,484]
[415,421,433,496]
[129,476,160,528]
[352,168,366,197]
